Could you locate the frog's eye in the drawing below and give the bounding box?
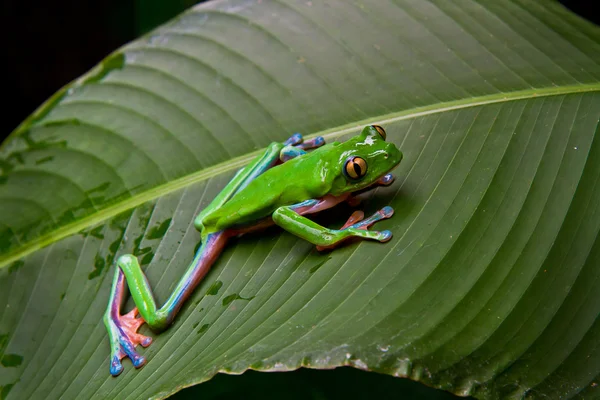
[344,156,368,180]
[372,125,386,141]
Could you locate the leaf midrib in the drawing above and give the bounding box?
[1,82,598,268]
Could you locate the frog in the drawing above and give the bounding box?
[104,124,403,376]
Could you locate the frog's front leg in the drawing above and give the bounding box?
[104,271,153,373]
[346,173,395,207]
[283,133,325,150]
[280,135,325,162]
[272,202,393,248]
[315,206,394,251]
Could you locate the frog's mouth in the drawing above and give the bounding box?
[351,150,403,196]
[350,172,398,197]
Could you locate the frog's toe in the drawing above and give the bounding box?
[380,206,394,218]
[311,136,325,147]
[378,174,395,186]
[114,331,147,372]
[379,230,393,242]
[297,136,325,150]
[284,133,303,146]
[340,210,365,229]
[344,206,394,232]
[106,307,152,376]
[110,355,124,376]
[139,335,153,347]
[130,353,147,369]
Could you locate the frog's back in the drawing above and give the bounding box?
[201,154,334,231]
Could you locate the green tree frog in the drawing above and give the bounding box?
[104,125,403,376]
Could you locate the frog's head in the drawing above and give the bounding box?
[329,125,403,196]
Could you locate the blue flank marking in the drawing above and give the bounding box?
[164,233,217,320]
[290,199,319,210]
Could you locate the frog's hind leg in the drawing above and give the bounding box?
[104,132,324,376]
[104,270,153,376]
[105,131,300,376]
[104,231,228,376]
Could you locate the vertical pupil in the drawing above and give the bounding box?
[353,161,362,176]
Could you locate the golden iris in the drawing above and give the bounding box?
[372,125,386,141]
[345,156,368,179]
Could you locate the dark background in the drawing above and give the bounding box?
[2,0,202,142]
[2,0,598,143]
[1,0,598,398]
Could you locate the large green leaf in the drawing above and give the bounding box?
[1,0,600,399]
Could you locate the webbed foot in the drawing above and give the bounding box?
[316,206,395,251]
[105,307,153,376]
